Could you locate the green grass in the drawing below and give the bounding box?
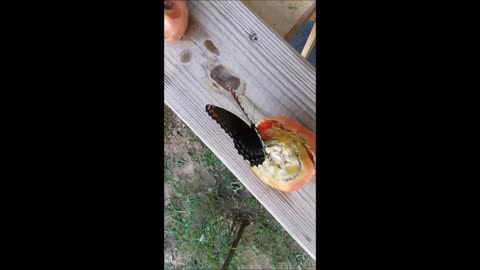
[165,180,241,269]
[165,177,311,269]
[164,158,187,183]
[200,147,223,169]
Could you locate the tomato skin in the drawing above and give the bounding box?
[253,116,316,192]
[257,120,273,132]
[164,0,189,41]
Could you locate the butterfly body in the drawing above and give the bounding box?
[205,104,266,167]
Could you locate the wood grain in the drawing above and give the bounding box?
[242,0,316,40]
[164,1,316,260]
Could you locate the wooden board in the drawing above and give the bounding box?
[242,0,316,40]
[164,1,316,260]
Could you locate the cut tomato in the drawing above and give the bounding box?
[164,0,189,41]
[252,116,316,192]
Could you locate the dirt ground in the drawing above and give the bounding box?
[164,104,315,269]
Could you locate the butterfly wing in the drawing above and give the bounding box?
[205,104,265,166]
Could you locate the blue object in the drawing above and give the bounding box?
[289,21,316,66]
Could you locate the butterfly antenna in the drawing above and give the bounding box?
[229,90,254,125]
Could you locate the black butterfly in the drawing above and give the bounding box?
[205,104,266,167]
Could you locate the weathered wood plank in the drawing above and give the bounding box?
[164,1,316,260]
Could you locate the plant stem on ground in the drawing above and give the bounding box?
[221,219,250,270]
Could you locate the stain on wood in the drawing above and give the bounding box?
[179,50,192,63]
[203,40,220,56]
[210,65,241,92]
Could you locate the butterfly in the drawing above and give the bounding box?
[205,92,266,167]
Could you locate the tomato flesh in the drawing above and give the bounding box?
[253,117,316,192]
